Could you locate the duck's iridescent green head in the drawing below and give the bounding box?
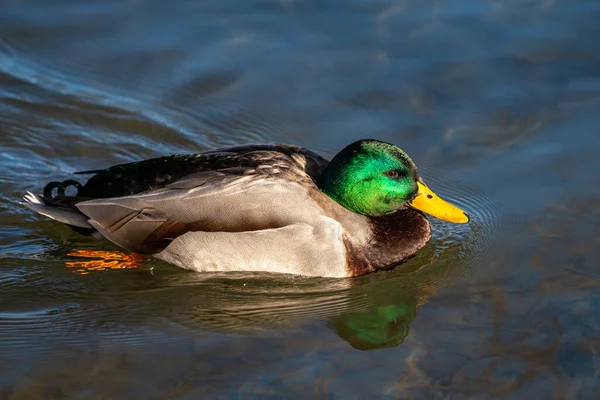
[318,139,469,222]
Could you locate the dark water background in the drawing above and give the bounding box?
[2,0,600,398]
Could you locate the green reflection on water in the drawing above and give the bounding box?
[333,300,417,350]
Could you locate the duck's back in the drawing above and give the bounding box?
[75,143,329,199]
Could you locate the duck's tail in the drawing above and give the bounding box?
[22,190,147,271]
[21,182,95,234]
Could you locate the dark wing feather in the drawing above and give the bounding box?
[75,144,328,199]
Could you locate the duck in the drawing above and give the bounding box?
[22,139,469,278]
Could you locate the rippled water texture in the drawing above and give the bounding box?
[2,0,600,398]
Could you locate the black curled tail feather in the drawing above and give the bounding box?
[23,179,94,232]
[43,179,83,203]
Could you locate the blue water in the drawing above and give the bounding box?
[2,0,600,398]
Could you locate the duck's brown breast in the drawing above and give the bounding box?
[343,208,431,276]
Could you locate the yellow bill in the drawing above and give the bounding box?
[408,181,469,223]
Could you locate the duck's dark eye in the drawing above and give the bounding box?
[384,170,400,178]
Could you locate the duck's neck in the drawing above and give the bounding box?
[317,154,353,210]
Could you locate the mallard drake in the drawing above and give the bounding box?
[22,139,468,278]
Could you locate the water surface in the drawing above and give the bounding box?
[2,0,600,398]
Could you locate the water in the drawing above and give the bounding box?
[1,0,600,398]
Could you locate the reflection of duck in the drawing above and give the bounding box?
[23,140,468,277]
[330,270,431,351]
[332,301,417,351]
[133,264,439,351]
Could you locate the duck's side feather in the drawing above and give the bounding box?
[75,171,370,277]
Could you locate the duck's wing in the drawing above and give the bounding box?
[73,145,334,254]
[75,143,328,199]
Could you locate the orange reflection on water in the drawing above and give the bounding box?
[65,250,146,274]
